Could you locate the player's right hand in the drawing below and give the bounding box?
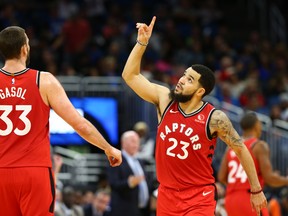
[136,16,156,45]
[105,146,122,167]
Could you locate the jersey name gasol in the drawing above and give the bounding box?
[0,87,26,100]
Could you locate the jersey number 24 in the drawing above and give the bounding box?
[228,160,248,183]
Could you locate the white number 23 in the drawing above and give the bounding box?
[166,138,189,159]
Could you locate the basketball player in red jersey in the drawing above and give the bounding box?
[122,16,267,216]
[218,112,288,216]
[0,26,122,216]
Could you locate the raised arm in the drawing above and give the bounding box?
[122,16,169,106]
[209,110,267,214]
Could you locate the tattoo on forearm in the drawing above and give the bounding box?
[210,111,243,148]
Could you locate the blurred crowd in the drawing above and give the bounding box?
[1,0,288,122]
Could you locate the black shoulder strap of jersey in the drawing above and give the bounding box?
[36,70,41,88]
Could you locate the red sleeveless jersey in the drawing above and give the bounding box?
[0,68,51,167]
[156,101,217,189]
[225,137,264,194]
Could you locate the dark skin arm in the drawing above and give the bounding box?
[253,141,288,187]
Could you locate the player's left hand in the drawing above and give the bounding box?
[250,192,267,216]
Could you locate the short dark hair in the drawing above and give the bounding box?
[240,112,258,130]
[191,64,215,97]
[0,26,26,60]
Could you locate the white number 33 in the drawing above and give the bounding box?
[0,105,32,136]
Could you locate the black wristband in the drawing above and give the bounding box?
[250,189,263,195]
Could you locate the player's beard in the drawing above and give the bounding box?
[169,88,196,103]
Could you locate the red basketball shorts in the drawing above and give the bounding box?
[157,184,217,216]
[0,167,55,216]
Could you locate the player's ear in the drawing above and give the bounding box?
[21,44,28,56]
[197,87,205,97]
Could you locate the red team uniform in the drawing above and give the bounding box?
[156,100,217,216]
[0,69,55,216]
[225,137,269,216]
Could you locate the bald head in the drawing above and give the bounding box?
[121,130,140,156]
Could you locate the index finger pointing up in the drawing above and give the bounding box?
[149,16,156,29]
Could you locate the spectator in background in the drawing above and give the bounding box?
[239,79,266,113]
[217,82,240,106]
[74,190,85,207]
[268,187,288,216]
[133,121,155,163]
[83,187,111,216]
[270,104,282,122]
[57,0,79,21]
[215,56,235,83]
[107,131,151,216]
[54,8,92,72]
[100,56,118,76]
[218,112,288,216]
[54,186,84,216]
[0,4,18,28]
[82,190,95,207]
